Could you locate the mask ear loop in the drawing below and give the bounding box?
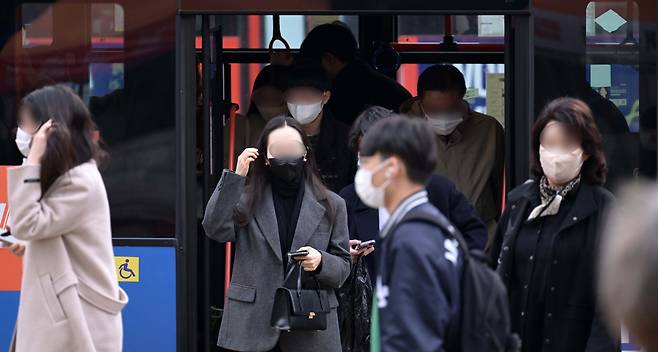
[35,120,47,133]
[419,103,432,120]
[302,145,309,162]
[372,157,396,189]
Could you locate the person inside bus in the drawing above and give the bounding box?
[6,85,127,351]
[202,116,350,352]
[490,97,619,352]
[242,63,290,146]
[284,59,356,193]
[298,23,411,126]
[223,64,291,170]
[339,105,487,277]
[357,115,462,351]
[401,64,504,245]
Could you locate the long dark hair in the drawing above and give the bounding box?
[21,85,108,195]
[530,97,608,185]
[234,116,335,226]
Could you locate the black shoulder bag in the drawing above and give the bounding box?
[270,262,330,331]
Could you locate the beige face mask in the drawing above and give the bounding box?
[539,145,584,185]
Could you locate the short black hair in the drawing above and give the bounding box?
[417,64,467,98]
[360,115,438,184]
[348,106,394,153]
[285,60,331,92]
[299,23,358,63]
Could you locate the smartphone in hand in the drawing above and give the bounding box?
[0,229,17,246]
[288,250,309,259]
[355,240,376,250]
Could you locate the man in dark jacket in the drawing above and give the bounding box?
[285,60,356,192]
[357,116,462,352]
[339,106,487,277]
[299,23,411,126]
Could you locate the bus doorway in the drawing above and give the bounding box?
[188,11,520,352]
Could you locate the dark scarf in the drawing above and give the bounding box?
[527,175,581,220]
[271,174,305,260]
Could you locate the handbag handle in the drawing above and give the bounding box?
[284,260,322,292]
[284,260,325,312]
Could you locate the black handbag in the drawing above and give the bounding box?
[270,262,330,331]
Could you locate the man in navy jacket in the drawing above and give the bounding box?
[339,106,487,277]
[356,115,462,351]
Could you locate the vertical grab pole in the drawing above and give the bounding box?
[443,15,453,37]
[501,167,507,213]
[224,104,238,299]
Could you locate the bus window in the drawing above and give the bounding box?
[586,64,639,131]
[215,15,359,49]
[585,1,639,45]
[1,1,178,237]
[397,15,504,44]
[90,3,124,49]
[21,3,53,48]
[89,63,125,101]
[583,1,643,184]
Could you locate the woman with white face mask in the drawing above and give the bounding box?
[225,64,291,168]
[244,64,290,142]
[14,111,46,161]
[7,85,126,352]
[489,97,619,352]
[283,60,356,193]
[4,103,49,257]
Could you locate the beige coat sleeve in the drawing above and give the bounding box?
[8,165,90,241]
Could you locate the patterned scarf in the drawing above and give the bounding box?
[527,175,581,221]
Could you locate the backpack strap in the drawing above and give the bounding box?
[398,210,471,261]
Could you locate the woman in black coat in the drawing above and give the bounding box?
[490,97,619,352]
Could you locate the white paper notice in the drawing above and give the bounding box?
[486,73,505,128]
[478,15,505,37]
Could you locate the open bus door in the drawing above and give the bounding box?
[188,11,514,352]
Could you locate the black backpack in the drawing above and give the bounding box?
[399,211,521,352]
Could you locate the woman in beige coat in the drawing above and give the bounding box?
[7,85,127,352]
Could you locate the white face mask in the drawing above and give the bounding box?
[15,127,33,157]
[539,145,585,185]
[426,112,464,136]
[287,101,322,125]
[354,159,392,209]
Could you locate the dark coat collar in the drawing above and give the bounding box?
[509,178,598,232]
[254,182,326,262]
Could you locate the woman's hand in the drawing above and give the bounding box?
[26,119,54,165]
[235,148,259,177]
[296,246,322,271]
[349,239,375,264]
[1,227,25,257]
[8,243,26,257]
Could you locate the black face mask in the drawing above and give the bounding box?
[268,156,305,190]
